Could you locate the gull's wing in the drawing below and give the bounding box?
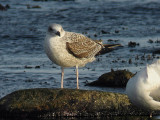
[150,88,160,102]
[66,32,102,58]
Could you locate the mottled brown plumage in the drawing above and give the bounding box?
[66,33,102,58]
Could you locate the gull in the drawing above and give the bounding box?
[126,59,160,117]
[44,23,118,89]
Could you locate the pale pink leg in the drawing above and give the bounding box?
[76,65,79,89]
[61,67,64,88]
[150,112,152,118]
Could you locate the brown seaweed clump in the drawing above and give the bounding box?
[86,69,134,87]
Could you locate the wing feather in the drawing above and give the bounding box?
[66,33,102,58]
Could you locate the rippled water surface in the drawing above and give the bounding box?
[1,0,160,101]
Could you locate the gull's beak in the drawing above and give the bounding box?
[56,31,60,37]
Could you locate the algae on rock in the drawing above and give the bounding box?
[0,88,154,118]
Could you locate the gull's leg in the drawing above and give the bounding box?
[150,112,153,118]
[76,65,79,89]
[61,67,64,88]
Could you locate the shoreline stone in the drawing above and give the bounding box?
[0,88,158,118]
[86,70,134,87]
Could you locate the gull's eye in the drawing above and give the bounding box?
[48,27,53,32]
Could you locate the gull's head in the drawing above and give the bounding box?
[47,23,65,38]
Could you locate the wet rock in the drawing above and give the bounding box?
[27,5,41,9]
[153,50,160,54]
[24,65,33,69]
[148,39,154,43]
[25,79,34,82]
[128,41,139,47]
[33,0,75,1]
[128,59,132,64]
[62,0,75,1]
[0,4,10,11]
[5,4,10,9]
[33,0,48,1]
[0,88,155,118]
[155,40,160,43]
[115,30,119,33]
[94,34,97,37]
[101,30,110,34]
[86,69,134,87]
[107,39,119,42]
[35,66,40,69]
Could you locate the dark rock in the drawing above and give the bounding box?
[155,40,160,43]
[35,66,40,68]
[107,39,119,42]
[5,4,10,9]
[115,30,119,33]
[128,41,139,47]
[32,5,41,8]
[86,70,134,87]
[148,39,154,43]
[101,30,110,34]
[33,0,75,1]
[24,65,33,69]
[33,0,48,1]
[27,5,41,9]
[25,79,34,82]
[128,59,132,64]
[0,4,9,11]
[0,88,155,119]
[153,49,160,54]
[94,34,97,37]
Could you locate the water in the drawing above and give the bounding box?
[1,0,160,97]
[0,0,160,118]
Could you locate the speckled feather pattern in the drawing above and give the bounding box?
[66,32,102,58]
[44,31,102,68]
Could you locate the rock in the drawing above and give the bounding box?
[128,41,139,47]
[24,65,33,69]
[101,30,110,34]
[115,30,119,33]
[153,49,160,54]
[0,4,10,11]
[33,0,48,1]
[148,39,154,43]
[35,66,40,68]
[33,0,75,1]
[107,39,119,42]
[155,40,160,43]
[0,88,155,118]
[86,70,134,87]
[5,4,10,9]
[27,5,41,9]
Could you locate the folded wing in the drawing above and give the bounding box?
[66,33,102,58]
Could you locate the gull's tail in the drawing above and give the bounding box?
[96,44,122,55]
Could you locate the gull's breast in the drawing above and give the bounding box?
[44,36,94,67]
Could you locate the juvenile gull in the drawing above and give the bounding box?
[44,23,105,89]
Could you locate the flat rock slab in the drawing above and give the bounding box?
[0,88,157,118]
